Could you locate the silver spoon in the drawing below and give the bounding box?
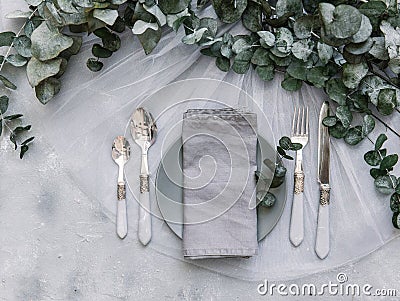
[130,108,157,245]
[112,136,131,239]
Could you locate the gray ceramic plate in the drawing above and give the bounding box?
[155,135,287,241]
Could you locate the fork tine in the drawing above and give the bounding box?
[292,106,297,136]
[305,107,309,135]
[296,106,301,135]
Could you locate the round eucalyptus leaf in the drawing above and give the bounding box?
[31,23,73,61]
[5,10,33,19]
[232,50,252,74]
[342,62,368,89]
[92,44,113,58]
[291,39,314,61]
[212,0,247,23]
[221,44,233,58]
[325,78,348,105]
[350,15,372,43]
[0,31,16,47]
[35,77,61,105]
[336,105,353,128]
[281,74,302,91]
[159,0,190,14]
[326,5,362,39]
[306,66,329,88]
[274,164,287,178]
[276,0,303,18]
[364,150,381,166]
[329,121,348,139]
[362,114,375,136]
[232,38,251,54]
[369,37,389,60]
[6,54,28,67]
[257,31,275,48]
[390,193,400,213]
[86,58,103,72]
[360,76,391,106]
[137,26,161,54]
[215,56,230,71]
[375,133,388,150]
[344,126,363,145]
[255,65,274,81]
[388,57,400,74]
[344,38,373,55]
[27,57,62,87]
[269,53,291,66]
[93,9,118,26]
[275,27,293,53]
[380,154,398,170]
[377,88,397,115]
[13,36,32,58]
[317,42,333,65]
[251,48,272,66]
[242,1,262,32]
[375,175,396,195]
[359,0,387,30]
[286,59,310,81]
[370,168,386,179]
[319,2,335,28]
[380,21,400,59]
[322,116,337,127]
[293,15,317,39]
[279,136,292,150]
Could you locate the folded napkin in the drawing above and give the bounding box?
[182,108,258,259]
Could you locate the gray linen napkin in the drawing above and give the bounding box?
[182,108,258,259]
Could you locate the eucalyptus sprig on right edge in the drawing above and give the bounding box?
[364,133,400,229]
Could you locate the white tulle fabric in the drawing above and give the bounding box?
[2,0,400,281]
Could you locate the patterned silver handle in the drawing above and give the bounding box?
[315,183,330,259]
[116,183,127,239]
[290,171,305,246]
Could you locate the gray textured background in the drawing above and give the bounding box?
[1,1,400,300]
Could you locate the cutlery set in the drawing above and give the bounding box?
[112,107,157,245]
[111,102,332,258]
[289,102,331,259]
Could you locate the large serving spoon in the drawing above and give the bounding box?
[131,108,157,245]
[112,136,131,239]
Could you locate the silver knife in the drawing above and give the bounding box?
[131,108,157,245]
[315,101,331,259]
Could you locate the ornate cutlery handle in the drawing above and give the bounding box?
[138,174,151,245]
[290,149,305,247]
[116,182,128,239]
[315,183,330,259]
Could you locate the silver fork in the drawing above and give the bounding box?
[289,106,309,247]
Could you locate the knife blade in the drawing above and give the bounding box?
[315,101,331,259]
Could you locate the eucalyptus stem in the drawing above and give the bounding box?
[370,112,400,139]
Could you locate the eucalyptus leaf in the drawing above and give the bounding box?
[360,75,391,106]
[242,1,262,32]
[317,42,333,65]
[362,115,375,136]
[35,77,61,104]
[286,59,309,81]
[159,0,191,14]
[132,20,159,35]
[212,0,247,23]
[390,193,400,212]
[27,56,62,87]
[251,48,272,66]
[364,150,382,166]
[293,15,317,39]
[275,27,293,54]
[260,192,276,207]
[359,0,387,30]
[325,78,348,105]
[380,154,398,170]
[380,21,400,59]
[375,133,387,150]
[322,4,362,39]
[369,37,389,60]
[322,116,337,127]
[232,38,251,54]
[350,15,372,44]
[276,0,302,18]
[344,126,363,145]
[306,66,329,88]
[5,54,28,67]
[344,38,373,55]
[137,26,161,54]
[93,9,118,26]
[257,31,275,48]
[5,10,32,19]
[336,105,352,128]
[281,74,302,91]
[86,58,103,72]
[342,62,368,89]
[0,75,17,90]
[143,4,166,26]
[232,49,252,74]
[31,23,73,61]
[13,36,32,58]
[256,65,274,81]
[377,88,397,115]
[0,95,9,114]
[0,31,16,47]
[375,175,397,194]
[216,56,230,71]
[92,44,113,58]
[291,39,313,61]
[329,121,348,138]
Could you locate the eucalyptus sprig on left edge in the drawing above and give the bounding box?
[256,136,301,208]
